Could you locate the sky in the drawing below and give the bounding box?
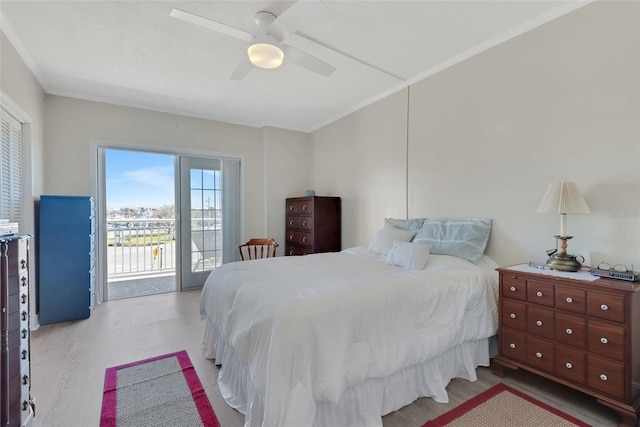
[105,149,175,210]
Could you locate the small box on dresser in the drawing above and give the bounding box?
[0,234,34,427]
[285,196,341,256]
[493,265,640,427]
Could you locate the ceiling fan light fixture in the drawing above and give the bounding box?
[247,43,284,69]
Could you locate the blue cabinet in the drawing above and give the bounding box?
[38,195,95,324]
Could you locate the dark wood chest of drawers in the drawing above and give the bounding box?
[493,267,640,426]
[1,235,34,427]
[285,196,341,256]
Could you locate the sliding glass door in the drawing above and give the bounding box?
[96,146,241,300]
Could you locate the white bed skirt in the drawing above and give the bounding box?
[204,320,494,427]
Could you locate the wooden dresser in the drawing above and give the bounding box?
[493,266,640,426]
[1,234,34,427]
[285,196,341,256]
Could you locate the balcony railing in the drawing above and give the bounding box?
[107,219,177,278]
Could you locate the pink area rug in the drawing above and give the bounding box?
[100,350,220,427]
[422,383,592,427]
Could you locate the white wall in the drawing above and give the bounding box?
[42,96,310,248]
[312,0,640,268]
[0,30,45,236]
[263,126,312,256]
[312,89,408,247]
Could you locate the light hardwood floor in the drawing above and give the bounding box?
[30,290,622,427]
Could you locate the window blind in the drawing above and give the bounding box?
[0,108,22,228]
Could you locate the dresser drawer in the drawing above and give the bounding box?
[527,306,554,339]
[555,313,585,349]
[502,299,526,331]
[501,328,526,360]
[555,345,586,384]
[587,355,625,399]
[588,291,624,323]
[286,230,314,247]
[286,216,313,230]
[526,336,554,373]
[287,199,314,214]
[588,320,625,361]
[556,286,586,314]
[502,275,526,301]
[527,280,554,307]
[285,244,313,256]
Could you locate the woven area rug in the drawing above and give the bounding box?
[100,350,220,427]
[422,383,592,427]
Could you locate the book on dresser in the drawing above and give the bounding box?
[493,265,640,427]
[285,196,341,256]
[0,234,34,427]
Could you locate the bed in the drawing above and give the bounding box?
[200,219,498,427]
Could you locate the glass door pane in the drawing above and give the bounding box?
[189,167,222,272]
[179,156,227,290]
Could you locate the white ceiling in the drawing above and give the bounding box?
[0,1,590,133]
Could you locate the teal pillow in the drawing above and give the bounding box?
[413,218,492,264]
[384,218,426,231]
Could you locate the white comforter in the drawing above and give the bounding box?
[200,246,498,427]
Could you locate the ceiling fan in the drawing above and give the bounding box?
[169,2,336,80]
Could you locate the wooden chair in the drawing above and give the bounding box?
[237,238,279,261]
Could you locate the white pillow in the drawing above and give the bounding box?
[368,226,416,255]
[386,241,431,270]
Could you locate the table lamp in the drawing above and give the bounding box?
[536,182,590,272]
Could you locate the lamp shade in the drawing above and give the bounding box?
[536,182,590,214]
[247,43,284,69]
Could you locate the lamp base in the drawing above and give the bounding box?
[546,252,581,272]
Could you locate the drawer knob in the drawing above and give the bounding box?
[600,374,608,381]
[600,304,609,311]
[22,329,27,339]
[509,343,516,349]
[535,352,543,358]
[21,294,27,304]
[509,286,516,292]
[20,259,26,269]
[566,328,573,335]
[289,205,293,211]
[21,277,27,287]
[600,337,608,344]
[21,311,27,321]
[289,235,294,240]
[302,220,307,227]
[565,362,573,369]
[536,291,543,297]
[22,375,28,385]
[302,236,307,242]
[21,349,27,360]
[566,297,573,303]
[302,204,307,210]
[289,220,293,225]
[510,313,516,319]
[536,320,543,327]
[289,250,294,255]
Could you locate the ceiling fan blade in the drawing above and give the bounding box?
[170,8,253,42]
[230,57,254,81]
[283,45,335,77]
[269,1,324,42]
